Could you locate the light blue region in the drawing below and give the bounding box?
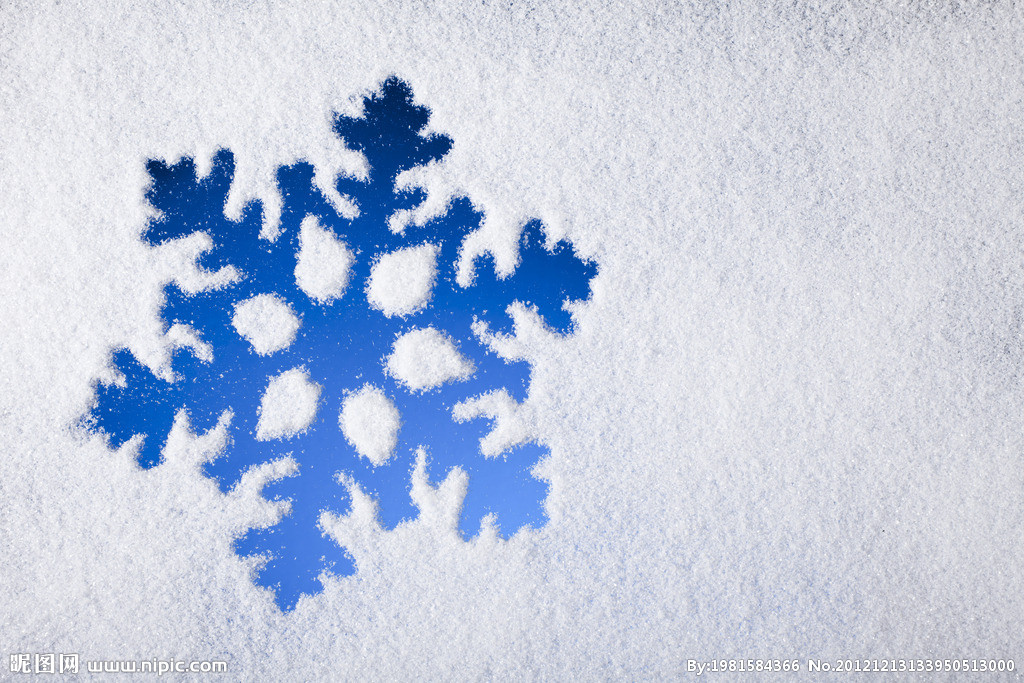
[86,78,597,610]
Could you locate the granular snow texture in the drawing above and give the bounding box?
[340,385,401,467]
[386,326,475,392]
[256,368,321,441]
[2,1,1023,679]
[294,215,354,304]
[367,243,438,317]
[232,293,301,356]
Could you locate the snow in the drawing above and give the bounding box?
[255,368,321,441]
[366,243,438,317]
[232,293,301,355]
[339,385,401,466]
[386,327,475,392]
[452,389,530,457]
[3,1,1024,679]
[294,215,354,303]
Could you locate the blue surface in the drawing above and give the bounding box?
[86,78,597,610]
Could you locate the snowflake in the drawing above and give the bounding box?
[86,78,597,609]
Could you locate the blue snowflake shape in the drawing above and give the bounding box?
[86,78,597,609]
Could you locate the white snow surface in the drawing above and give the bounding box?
[339,385,401,466]
[255,368,321,441]
[3,2,1024,679]
[295,214,353,303]
[387,327,475,391]
[366,243,438,317]
[232,293,301,355]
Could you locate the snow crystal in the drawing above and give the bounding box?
[366,243,438,317]
[232,294,300,355]
[339,385,401,466]
[294,215,353,303]
[386,327,475,392]
[255,368,321,441]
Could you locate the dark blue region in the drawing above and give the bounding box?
[86,78,597,610]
